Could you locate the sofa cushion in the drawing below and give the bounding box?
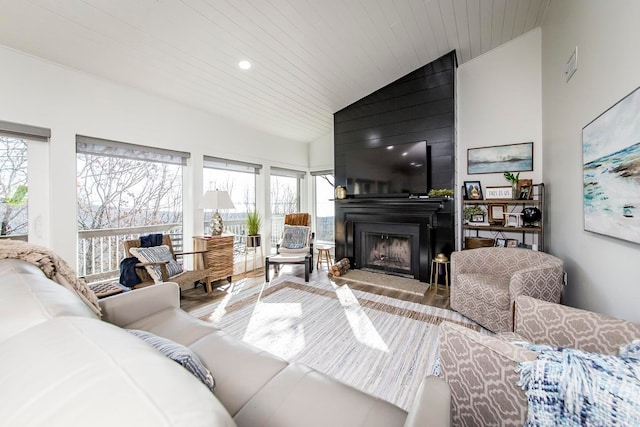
[457,273,510,308]
[0,316,236,427]
[234,363,408,427]
[129,245,183,282]
[128,329,215,391]
[0,269,97,342]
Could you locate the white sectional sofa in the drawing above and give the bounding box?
[0,258,450,427]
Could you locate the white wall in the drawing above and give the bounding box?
[309,131,334,172]
[542,0,640,321]
[0,45,309,266]
[457,29,542,246]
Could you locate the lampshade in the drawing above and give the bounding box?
[201,190,235,235]
[200,190,236,210]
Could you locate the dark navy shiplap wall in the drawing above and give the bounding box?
[334,51,456,262]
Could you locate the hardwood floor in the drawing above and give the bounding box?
[179,265,451,313]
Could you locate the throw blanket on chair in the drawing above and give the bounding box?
[0,240,102,317]
[518,341,640,426]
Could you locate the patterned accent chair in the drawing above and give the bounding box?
[450,248,564,333]
[438,296,640,427]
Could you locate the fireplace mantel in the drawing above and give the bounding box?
[334,197,451,282]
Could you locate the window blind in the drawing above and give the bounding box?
[271,167,306,179]
[0,120,51,142]
[203,156,262,174]
[76,135,190,166]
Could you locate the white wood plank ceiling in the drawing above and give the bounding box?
[0,0,550,143]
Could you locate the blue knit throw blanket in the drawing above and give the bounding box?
[518,340,640,426]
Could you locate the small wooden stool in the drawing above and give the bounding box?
[316,245,332,270]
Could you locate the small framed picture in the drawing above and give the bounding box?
[488,203,508,224]
[506,239,519,248]
[470,214,485,223]
[495,238,506,247]
[517,179,533,200]
[464,181,483,200]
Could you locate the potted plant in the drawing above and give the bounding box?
[245,210,262,247]
[427,188,455,199]
[463,205,485,223]
[503,171,520,199]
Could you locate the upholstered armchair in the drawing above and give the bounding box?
[450,247,564,333]
[438,296,640,427]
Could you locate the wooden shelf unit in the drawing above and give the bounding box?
[461,183,545,251]
[193,234,234,284]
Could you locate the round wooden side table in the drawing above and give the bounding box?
[430,254,450,295]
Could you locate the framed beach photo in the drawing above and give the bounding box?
[506,239,519,248]
[463,181,483,200]
[583,86,640,245]
[467,142,534,174]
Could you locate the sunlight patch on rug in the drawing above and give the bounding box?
[192,277,485,411]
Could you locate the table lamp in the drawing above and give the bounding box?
[201,190,235,235]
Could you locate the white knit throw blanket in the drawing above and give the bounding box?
[0,240,102,317]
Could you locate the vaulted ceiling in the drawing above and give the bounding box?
[0,0,550,143]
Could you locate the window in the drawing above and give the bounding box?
[76,135,188,282]
[0,120,51,241]
[203,156,260,244]
[0,137,28,238]
[270,167,304,248]
[313,171,334,244]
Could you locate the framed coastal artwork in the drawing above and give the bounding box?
[583,86,640,245]
[467,142,533,174]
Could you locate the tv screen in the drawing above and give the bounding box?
[345,140,428,196]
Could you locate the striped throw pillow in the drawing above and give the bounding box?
[129,245,183,282]
[128,329,215,392]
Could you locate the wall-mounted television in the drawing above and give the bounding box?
[345,140,428,197]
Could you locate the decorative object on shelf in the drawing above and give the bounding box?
[583,86,640,245]
[427,188,454,198]
[463,205,485,223]
[470,214,485,223]
[506,239,519,248]
[504,212,523,227]
[467,142,533,174]
[201,190,235,236]
[503,171,520,199]
[522,207,542,226]
[245,210,262,247]
[466,237,495,249]
[335,186,347,199]
[485,186,513,199]
[488,203,508,224]
[517,178,533,200]
[463,181,483,200]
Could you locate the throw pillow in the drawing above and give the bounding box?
[282,225,309,249]
[129,245,183,282]
[127,329,215,392]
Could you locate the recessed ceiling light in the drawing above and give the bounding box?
[238,60,251,70]
[402,152,408,156]
[386,146,394,150]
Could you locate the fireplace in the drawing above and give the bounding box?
[355,223,420,278]
[335,197,451,283]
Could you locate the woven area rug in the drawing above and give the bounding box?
[338,269,429,296]
[190,277,484,410]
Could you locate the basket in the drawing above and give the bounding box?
[465,237,495,249]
